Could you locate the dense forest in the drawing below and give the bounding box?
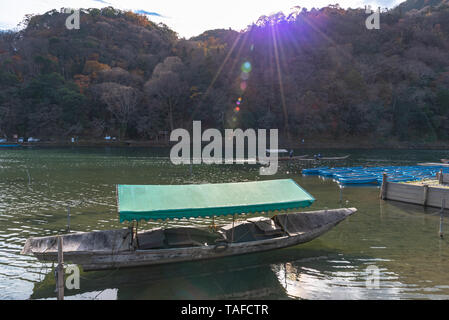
[0,1,449,145]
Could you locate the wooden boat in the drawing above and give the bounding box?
[22,208,356,271]
[263,149,309,161]
[277,155,309,161]
[298,155,350,161]
[338,177,378,185]
[21,179,356,271]
[181,156,309,164]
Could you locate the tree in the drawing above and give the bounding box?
[96,82,141,139]
[144,56,188,131]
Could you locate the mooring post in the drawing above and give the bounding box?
[56,236,64,300]
[439,169,443,185]
[439,199,445,239]
[339,187,342,205]
[380,173,388,200]
[231,214,235,243]
[423,185,429,207]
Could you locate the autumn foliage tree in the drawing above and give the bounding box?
[0,1,449,144]
[95,82,141,139]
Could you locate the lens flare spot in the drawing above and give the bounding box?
[240,82,247,91]
[240,72,249,81]
[241,61,252,73]
[235,106,240,112]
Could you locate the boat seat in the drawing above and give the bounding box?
[164,227,222,247]
[219,220,280,243]
[137,228,165,250]
[166,239,204,247]
[246,217,284,236]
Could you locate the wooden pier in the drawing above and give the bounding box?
[380,173,449,209]
[418,162,449,167]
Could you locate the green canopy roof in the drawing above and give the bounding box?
[117,179,315,222]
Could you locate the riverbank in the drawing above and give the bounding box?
[286,138,449,150]
[3,137,449,149]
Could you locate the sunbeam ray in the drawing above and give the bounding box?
[271,23,290,140]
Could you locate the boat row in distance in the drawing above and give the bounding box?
[294,155,350,161]
[21,179,357,271]
[302,165,449,186]
[0,144,21,148]
[264,149,310,161]
[265,150,350,161]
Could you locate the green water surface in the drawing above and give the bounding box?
[0,147,448,300]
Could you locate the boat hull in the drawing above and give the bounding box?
[297,155,350,161]
[23,208,356,271]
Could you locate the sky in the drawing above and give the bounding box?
[1,0,404,38]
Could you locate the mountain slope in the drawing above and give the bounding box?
[0,5,449,144]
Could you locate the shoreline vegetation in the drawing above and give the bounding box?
[2,138,449,149]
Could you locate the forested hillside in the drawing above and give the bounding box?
[0,2,449,144]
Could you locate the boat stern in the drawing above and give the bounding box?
[21,238,33,255]
[273,207,357,236]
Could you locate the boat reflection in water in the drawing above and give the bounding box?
[32,237,445,300]
[30,251,287,300]
[30,246,357,300]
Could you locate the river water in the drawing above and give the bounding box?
[0,147,448,300]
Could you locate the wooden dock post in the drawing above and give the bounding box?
[231,214,235,243]
[440,199,445,239]
[423,185,429,207]
[380,173,388,200]
[439,169,443,184]
[56,236,64,300]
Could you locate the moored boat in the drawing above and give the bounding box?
[298,155,350,161]
[302,167,329,175]
[21,179,356,271]
[0,144,21,148]
[264,149,309,161]
[277,155,309,161]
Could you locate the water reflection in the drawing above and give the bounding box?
[30,246,449,300]
[31,247,374,300]
[31,250,293,300]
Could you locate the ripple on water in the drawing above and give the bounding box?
[2,148,449,299]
